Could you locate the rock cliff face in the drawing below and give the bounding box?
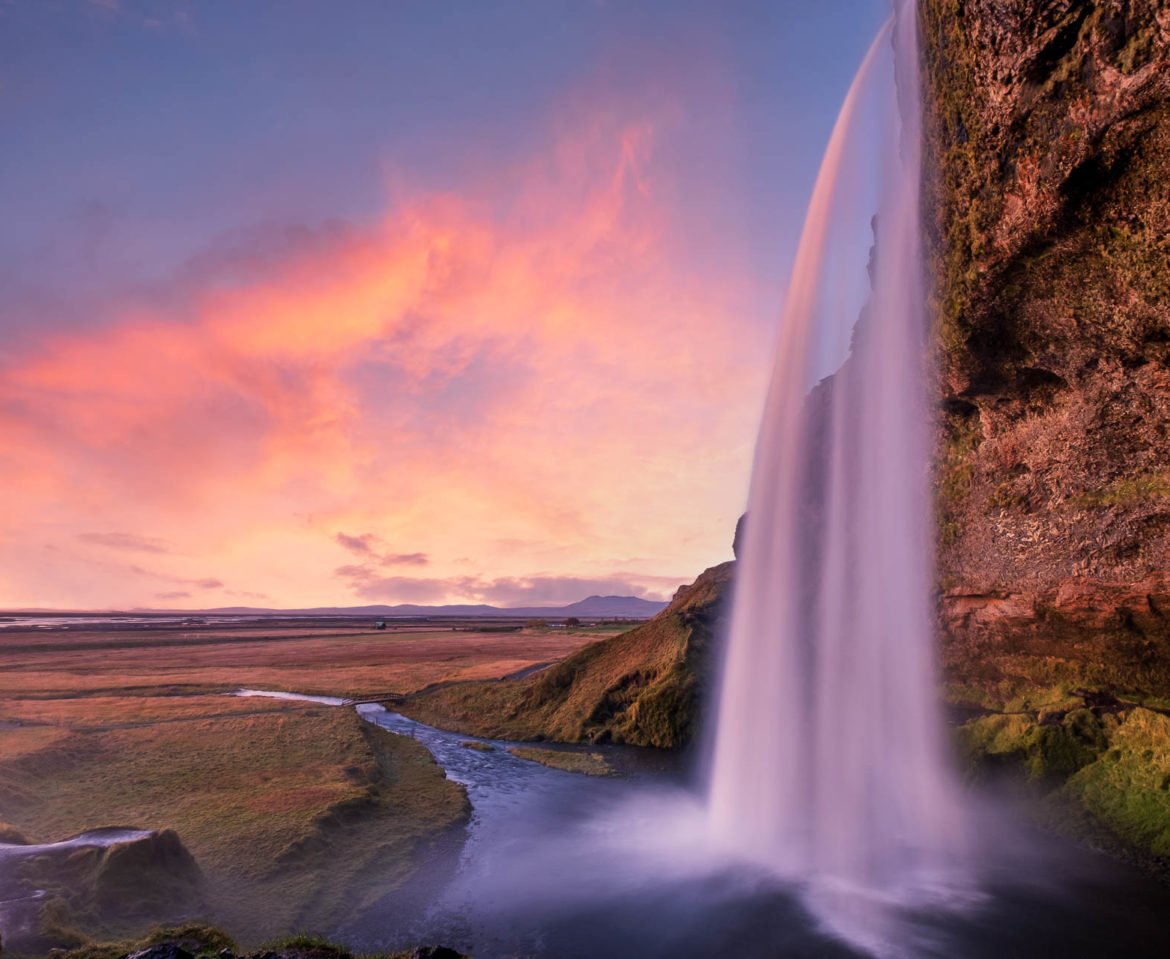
[921,0,1170,700]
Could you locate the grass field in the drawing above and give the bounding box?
[0,620,610,949]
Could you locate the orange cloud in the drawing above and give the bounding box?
[0,108,766,610]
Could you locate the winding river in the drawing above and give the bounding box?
[6,690,1170,957]
[236,691,1170,958]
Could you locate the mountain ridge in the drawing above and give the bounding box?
[2,594,669,620]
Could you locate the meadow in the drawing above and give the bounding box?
[0,619,613,948]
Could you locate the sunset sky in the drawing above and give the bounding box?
[0,0,886,610]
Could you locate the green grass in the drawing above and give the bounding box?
[1071,469,1170,507]
[1067,708,1170,856]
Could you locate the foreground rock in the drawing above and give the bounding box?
[0,829,204,954]
[399,561,733,748]
[960,699,1170,870]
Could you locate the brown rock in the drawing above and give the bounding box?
[923,0,1170,698]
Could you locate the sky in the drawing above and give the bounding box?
[0,0,888,610]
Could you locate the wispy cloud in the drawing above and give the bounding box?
[380,552,428,567]
[335,532,377,554]
[0,97,759,610]
[335,532,428,571]
[78,531,172,554]
[128,564,223,591]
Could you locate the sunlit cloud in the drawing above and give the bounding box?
[0,101,764,609]
[336,533,378,555]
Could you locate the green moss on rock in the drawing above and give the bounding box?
[1067,707,1170,857]
[960,707,1113,782]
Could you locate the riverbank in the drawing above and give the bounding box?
[0,619,614,951]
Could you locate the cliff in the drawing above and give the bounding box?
[922,0,1170,700]
[923,0,1170,866]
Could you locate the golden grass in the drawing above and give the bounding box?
[0,621,605,946]
[0,724,71,761]
[398,565,730,747]
[506,746,614,776]
[0,627,604,701]
[0,694,291,728]
[0,707,469,944]
[0,709,367,870]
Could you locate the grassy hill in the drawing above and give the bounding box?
[398,562,733,748]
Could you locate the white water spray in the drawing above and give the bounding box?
[708,0,968,948]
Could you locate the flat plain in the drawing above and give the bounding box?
[0,618,613,945]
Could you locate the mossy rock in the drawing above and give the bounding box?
[1067,708,1170,856]
[959,708,1113,781]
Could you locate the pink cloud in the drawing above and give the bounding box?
[0,102,763,609]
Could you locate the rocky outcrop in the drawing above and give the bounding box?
[3,829,204,953]
[399,562,733,748]
[941,572,1170,701]
[922,0,1170,867]
[922,0,1170,699]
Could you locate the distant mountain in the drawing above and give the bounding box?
[553,595,669,617]
[3,595,671,620]
[188,595,669,619]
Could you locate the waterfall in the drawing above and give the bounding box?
[707,0,968,949]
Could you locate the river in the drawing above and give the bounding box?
[236,691,1170,958]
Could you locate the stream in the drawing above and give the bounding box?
[6,691,1170,957]
[235,691,1170,958]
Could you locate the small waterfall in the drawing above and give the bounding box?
[707,0,968,950]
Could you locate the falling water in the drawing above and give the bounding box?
[708,0,968,950]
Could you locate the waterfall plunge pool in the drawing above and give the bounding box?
[228,689,1170,958]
